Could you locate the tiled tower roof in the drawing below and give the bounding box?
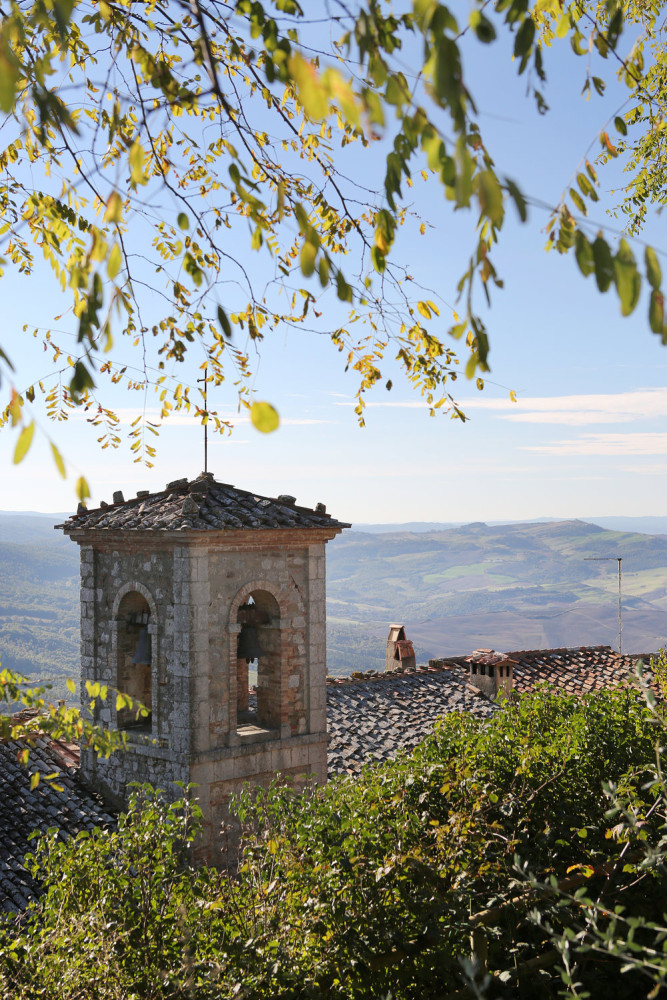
[57,472,350,534]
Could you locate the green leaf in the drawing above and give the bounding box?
[70,361,95,401]
[575,231,595,277]
[13,423,35,465]
[469,10,496,43]
[217,305,232,339]
[476,171,504,226]
[30,772,40,790]
[66,678,76,694]
[336,271,353,303]
[614,115,628,136]
[300,240,317,277]
[505,179,527,222]
[614,239,641,316]
[645,247,661,290]
[371,245,386,273]
[250,401,280,433]
[51,442,66,478]
[649,289,664,334]
[107,243,122,280]
[592,236,614,292]
[177,212,189,230]
[0,35,20,114]
[569,188,586,215]
[53,0,75,40]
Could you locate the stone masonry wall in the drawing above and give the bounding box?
[78,538,191,804]
[74,527,333,863]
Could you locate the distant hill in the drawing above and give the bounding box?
[0,514,79,700]
[0,512,665,690]
[326,519,667,674]
[356,516,667,536]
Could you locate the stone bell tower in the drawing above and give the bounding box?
[58,472,349,862]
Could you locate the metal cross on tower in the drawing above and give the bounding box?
[197,363,208,474]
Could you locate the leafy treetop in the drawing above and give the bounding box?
[0,0,663,496]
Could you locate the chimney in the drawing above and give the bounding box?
[467,649,514,699]
[385,624,416,672]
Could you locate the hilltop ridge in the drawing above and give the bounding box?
[0,513,665,688]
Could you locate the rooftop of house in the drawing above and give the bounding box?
[0,735,115,914]
[431,644,645,697]
[1,643,649,913]
[56,472,350,534]
[326,662,496,775]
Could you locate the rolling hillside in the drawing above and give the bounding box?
[326,520,667,673]
[0,514,665,690]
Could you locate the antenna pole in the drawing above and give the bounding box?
[584,555,623,654]
[617,557,622,654]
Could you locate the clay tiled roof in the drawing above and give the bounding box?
[0,737,115,913]
[431,645,647,697]
[506,645,641,695]
[57,472,350,534]
[326,664,495,776]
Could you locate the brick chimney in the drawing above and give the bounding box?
[386,624,416,672]
[466,649,514,699]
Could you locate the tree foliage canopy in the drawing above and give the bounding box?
[0,0,664,490]
[2,685,667,998]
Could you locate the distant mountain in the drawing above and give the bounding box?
[1,511,665,689]
[327,519,667,674]
[356,516,667,536]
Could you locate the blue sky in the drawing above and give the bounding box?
[2,17,667,525]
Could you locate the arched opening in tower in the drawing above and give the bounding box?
[236,590,281,733]
[116,591,152,732]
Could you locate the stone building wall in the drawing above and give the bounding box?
[74,527,331,861]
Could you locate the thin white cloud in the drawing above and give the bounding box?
[332,388,667,425]
[333,399,425,409]
[522,432,667,456]
[467,388,667,426]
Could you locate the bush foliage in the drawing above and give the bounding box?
[1,687,666,998]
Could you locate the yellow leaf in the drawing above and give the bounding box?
[104,191,122,223]
[76,476,90,502]
[129,139,147,185]
[30,772,40,790]
[13,422,34,464]
[288,54,329,120]
[417,301,432,320]
[419,222,425,235]
[250,401,280,434]
[107,243,122,279]
[51,442,66,478]
[509,390,517,403]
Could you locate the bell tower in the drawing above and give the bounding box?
[59,473,349,862]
